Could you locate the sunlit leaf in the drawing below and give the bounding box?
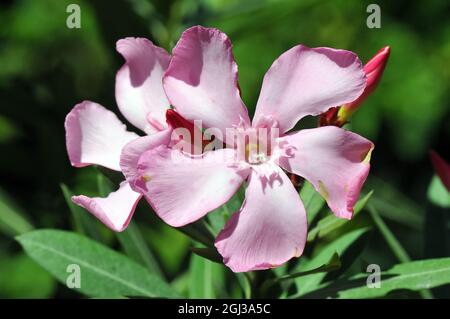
[295,227,371,296]
[307,191,373,242]
[306,257,450,299]
[17,229,179,298]
[300,181,325,225]
[207,187,243,234]
[188,249,225,298]
[116,222,163,277]
[279,253,341,282]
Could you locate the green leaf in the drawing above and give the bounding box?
[294,227,370,296]
[188,250,225,298]
[307,191,373,242]
[144,224,190,276]
[0,189,33,236]
[308,257,450,299]
[369,204,410,263]
[16,229,179,298]
[427,175,450,208]
[96,171,114,196]
[236,273,252,299]
[299,181,325,225]
[263,253,341,297]
[116,222,163,277]
[171,271,190,297]
[368,204,433,298]
[278,253,341,282]
[207,187,243,234]
[367,177,423,229]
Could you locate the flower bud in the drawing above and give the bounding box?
[337,46,391,124]
[166,109,213,152]
[166,109,196,135]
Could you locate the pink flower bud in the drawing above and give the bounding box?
[345,46,390,112]
[334,46,390,125]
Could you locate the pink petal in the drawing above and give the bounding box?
[120,128,172,188]
[115,37,171,134]
[163,26,250,134]
[215,164,307,272]
[253,45,366,133]
[65,101,138,171]
[72,181,142,232]
[135,146,250,227]
[278,126,374,219]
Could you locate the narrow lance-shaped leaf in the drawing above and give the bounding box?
[261,253,341,295]
[307,191,373,242]
[294,227,371,296]
[367,177,423,229]
[368,204,433,299]
[95,171,163,276]
[300,181,325,225]
[305,257,450,299]
[369,204,410,263]
[16,229,179,298]
[188,246,225,298]
[207,187,244,234]
[116,222,163,277]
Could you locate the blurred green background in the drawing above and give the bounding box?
[0,0,449,298]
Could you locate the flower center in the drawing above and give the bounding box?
[245,141,269,164]
[233,126,278,165]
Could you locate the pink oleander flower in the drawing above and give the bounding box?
[119,26,374,272]
[65,37,175,231]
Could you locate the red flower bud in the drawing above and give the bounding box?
[166,109,214,152]
[166,109,198,137]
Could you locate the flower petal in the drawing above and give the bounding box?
[215,164,307,272]
[120,128,172,187]
[115,37,171,134]
[72,181,142,232]
[278,126,374,219]
[135,146,250,227]
[253,45,366,133]
[163,26,250,134]
[65,101,138,171]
